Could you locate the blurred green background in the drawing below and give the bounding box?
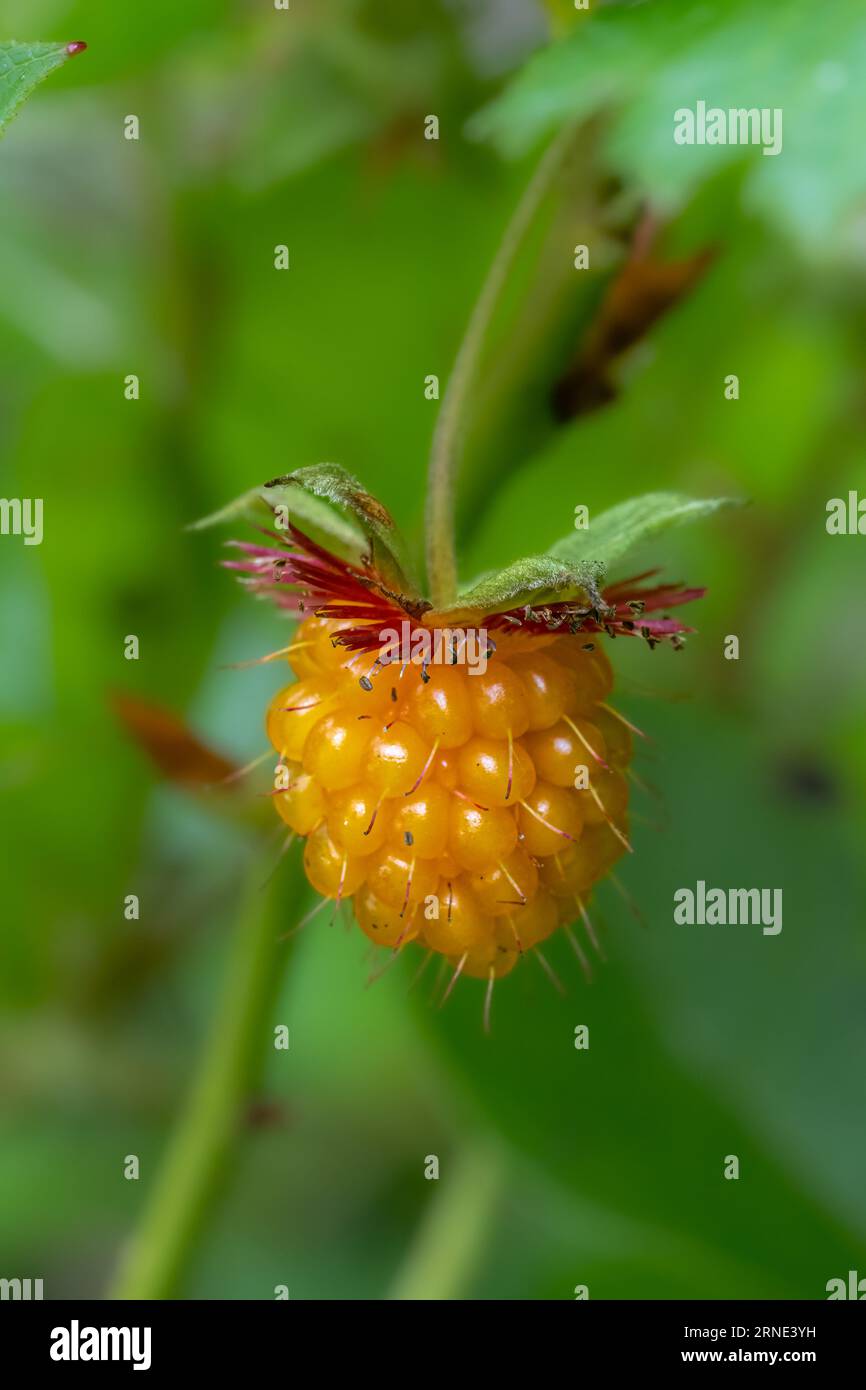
[1,0,865,1300]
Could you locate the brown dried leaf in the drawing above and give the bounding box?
[552,233,715,421]
[110,691,238,790]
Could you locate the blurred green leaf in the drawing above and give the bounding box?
[0,40,84,136]
[472,0,866,255]
[419,704,866,1296]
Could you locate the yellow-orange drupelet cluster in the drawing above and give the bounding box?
[265,616,632,981]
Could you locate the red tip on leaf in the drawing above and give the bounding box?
[66,41,87,57]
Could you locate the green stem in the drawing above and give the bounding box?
[425,126,576,610]
[387,1141,506,1300]
[109,855,303,1300]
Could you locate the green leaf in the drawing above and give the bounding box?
[0,41,85,137]
[193,464,422,601]
[438,553,604,623]
[187,485,271,533]
[437,493,736,621]
[550,491,739,570]
[264,463,422,600]
[471,0,866,256]
[189,478,368,567]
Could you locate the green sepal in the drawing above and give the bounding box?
[550,492,739,571]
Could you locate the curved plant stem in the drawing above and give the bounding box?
[387,1141,506,1300]
[109,856,304,1300]
[425,125,576,609]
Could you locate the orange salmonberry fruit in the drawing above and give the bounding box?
[264,613,633,987]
